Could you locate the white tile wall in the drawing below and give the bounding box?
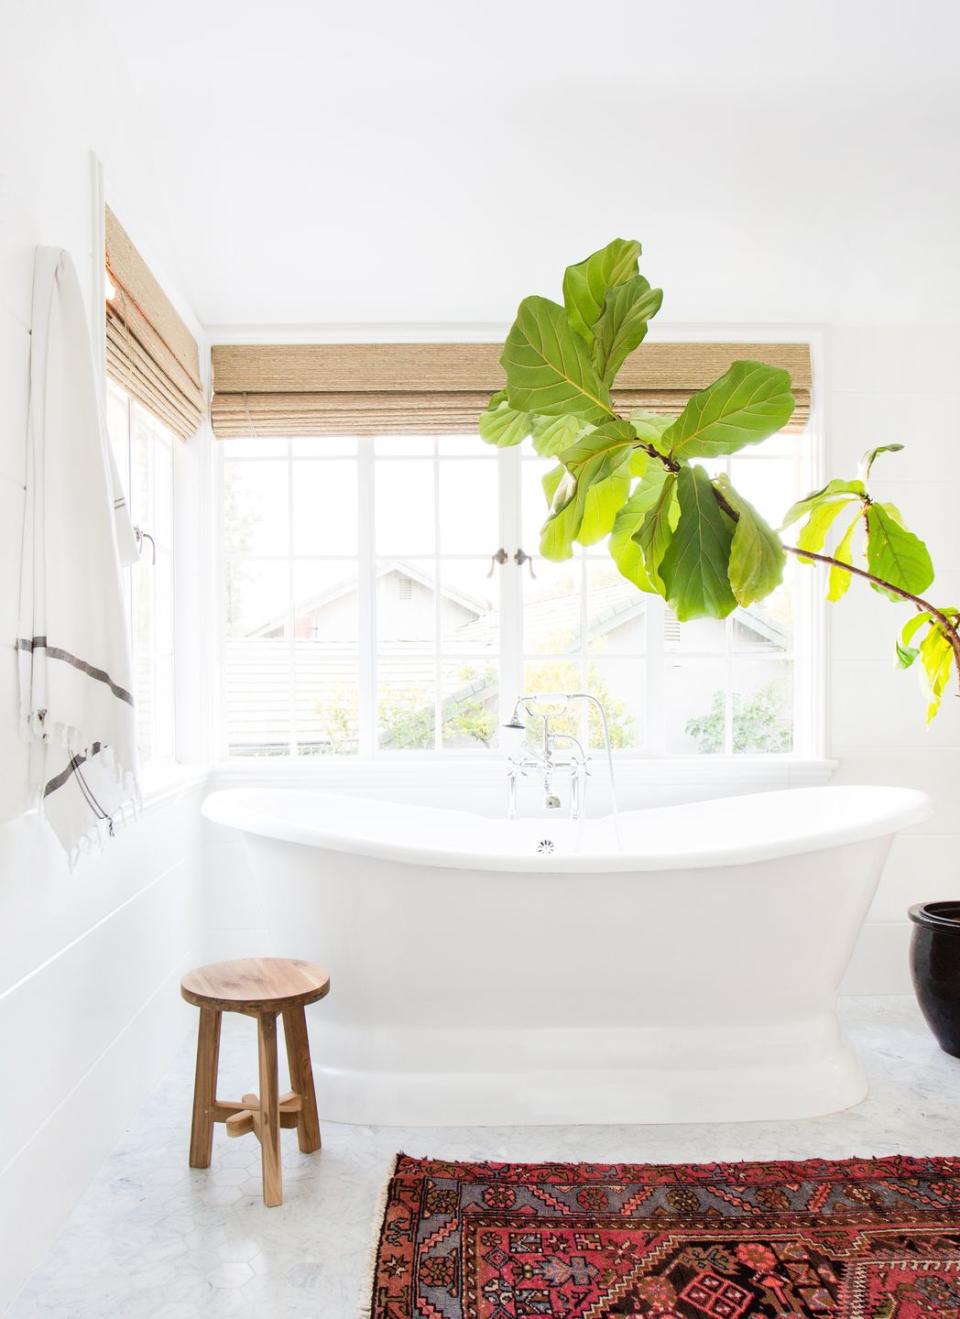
[826,327,960,993]
[0,6,208,1307]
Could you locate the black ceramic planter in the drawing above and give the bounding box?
[909,902,960,1057]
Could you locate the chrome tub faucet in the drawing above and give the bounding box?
[503,693,600,819]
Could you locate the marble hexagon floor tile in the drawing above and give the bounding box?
[10,996,960,1318]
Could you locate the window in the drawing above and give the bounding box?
[106,382,176,765]
[220,427,816,758]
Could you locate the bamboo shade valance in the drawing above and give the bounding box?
[105,207,203,441]
[210,341,812,439]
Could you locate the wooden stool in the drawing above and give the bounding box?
[180,957,330,1207]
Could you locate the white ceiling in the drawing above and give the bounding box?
[93,0,960,329]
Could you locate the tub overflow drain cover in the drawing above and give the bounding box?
[537,839,555,854]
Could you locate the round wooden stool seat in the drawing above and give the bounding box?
[179,957,330,1207]
[181,957,330,1016]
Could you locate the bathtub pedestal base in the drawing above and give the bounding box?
[309,1014,868,1127]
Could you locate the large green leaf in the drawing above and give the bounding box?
[896,610,935,669]
[919,625,955,724]
[478,391,531,447]
[827,510,864,602]
[634,473,679,596]
[865,503,935,596]
[662,361,795,461]
[609,467,672,592]
[530,414,587,457]
[501,296,614,421]
[715,474,785,607]
[592,275,663,385]
[780,478,866,530]
[562,238,640,345]
[796,497,856,555]
[629,410,674,450]
[559,419,637,479]
[578,472,631,545]
[538,446,633,558]
[660,465,737,620]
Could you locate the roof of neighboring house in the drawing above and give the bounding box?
[243,560,787,650]
[246,560,491,638]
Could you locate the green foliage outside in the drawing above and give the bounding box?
[685,683,792,755]
[308,662,637,753]
[480,238,960,724]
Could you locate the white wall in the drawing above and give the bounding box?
[0,3,208,1308]
[827,327,960,992]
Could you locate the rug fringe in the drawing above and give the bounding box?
[357,1153,402,1319]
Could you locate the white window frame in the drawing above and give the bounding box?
[213,324,825,765]
[106,381,177,767]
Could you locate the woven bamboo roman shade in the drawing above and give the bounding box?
[210,341,812,439]
[105,207,203,441]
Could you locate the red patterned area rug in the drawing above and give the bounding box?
[367,1153,960,1318]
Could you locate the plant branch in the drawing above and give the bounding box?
[631,434,960,690]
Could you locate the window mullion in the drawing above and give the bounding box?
[499,448,523,721]
[645,595,666,754]
[432,440,442,751]
[286,439,296,756]
[358,440,376,757]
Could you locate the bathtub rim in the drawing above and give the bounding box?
[201,783,932,874]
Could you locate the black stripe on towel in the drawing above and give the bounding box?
[43,742,103,799]
[16,637,134,706]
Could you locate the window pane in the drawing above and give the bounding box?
[292,436,357,457]
[731,659,794,754]
[732,579,794,656]
[223,558,294,755]
[153,658,175,760]
[377,558,435,643]
[438,459,497,553]
[377,661,435,750]
[153,549,174,656]
[374,435,434,457]
[728,457,795,526]
[441,560,498,653]
[225,560,289,638]
[522,659,583,705]
[292,459,358,555]
[664,607,727,656]
[294,563,359,756]
[585,561,646,654]
[665,658,729,754]
[441,661,498,750]
[293,561,358,641]
[521,458,555,552]
[222,437,286,459]
[523,559,583,654]
[224,637,291,756]
[223,461,288,556]
[375,459,435,554]
[585,657,644,751]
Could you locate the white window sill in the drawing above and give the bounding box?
[138,760,212,812]
[210,756,837,791]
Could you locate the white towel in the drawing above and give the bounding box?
[17,247,141,862]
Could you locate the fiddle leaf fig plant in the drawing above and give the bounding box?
[480,237,960,723]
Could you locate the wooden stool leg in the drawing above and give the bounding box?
[257,1011,283,1206]
[282,1005,321,1153]
[189,1007,222,1169]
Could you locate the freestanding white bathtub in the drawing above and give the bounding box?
[202,784,931,1126]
